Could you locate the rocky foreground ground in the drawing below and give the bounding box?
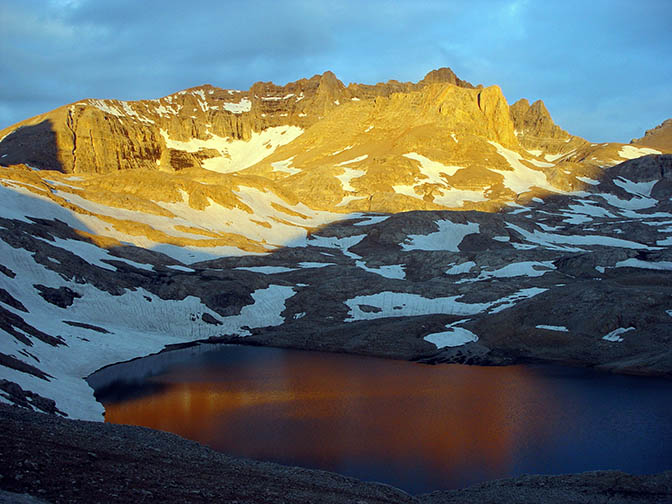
[1,404,670,504]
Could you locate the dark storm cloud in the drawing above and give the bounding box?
[1,0,670,142]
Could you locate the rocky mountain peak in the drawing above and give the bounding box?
[510,98,552,131]
[631,118,672,151]
[419,67,475,89]
[510,97,577,152]
[314,70,347,101]
[528,99,551,119]
[318,70,345,89]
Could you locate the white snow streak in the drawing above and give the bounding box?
[336,155,368,166]
[602,327,634,342]
[536,325,569,332]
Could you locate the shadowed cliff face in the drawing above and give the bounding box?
[0,120,63,172]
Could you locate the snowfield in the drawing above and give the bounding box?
[160,126,304,173]
[0,239,296,420]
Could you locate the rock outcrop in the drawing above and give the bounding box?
[631,118,672,152]
[509,97,584,153]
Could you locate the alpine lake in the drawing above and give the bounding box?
[89,343,672,494]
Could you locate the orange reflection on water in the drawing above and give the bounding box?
[104,349,556,484]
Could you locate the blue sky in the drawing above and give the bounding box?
[1,0,670,142]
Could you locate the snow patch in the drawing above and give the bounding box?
[618,145,661,159]
[424,321,478,348]
[614,258,672,271]
[336,167,365,192]
[506,223,653,251]
[527,158,555,168]
[160,126,303,173]
[488,141,557,194]
[597,193,657,211]
[567,201,615,218]
[88,99,124,118]
[344,292,490,321]
[401,220,479,252]
[488,288,548,314]
[345,286,547,322]
[336,155,368,166]
[36,236,154,272]
[271,157,300,175]
[235,266,297,274]
[544,153,564,162]
[165,264,195,272]
[261,94,295,101]
[352,215,390,226]
[306,234,365,259]
[298,262,335,268]
[472,261,556,280]
[536,325,569,332]
[393,152,485,207]
[222,98,252,114]
[445,261,476,275]
[613,177,657,198]
[602,327,634,342]
[355,261,406,280]
[331,145,353,156]
[577,176,600,185]
[403,152,464,178]
[336,195,368,207]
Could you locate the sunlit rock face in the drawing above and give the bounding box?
[630,118,672,152]
[0,68,671,420]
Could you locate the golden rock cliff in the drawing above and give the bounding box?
[0,68,476,175]
[630,118,672,152]
[0,66,664,245]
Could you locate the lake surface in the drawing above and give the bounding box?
[91,344,672,494]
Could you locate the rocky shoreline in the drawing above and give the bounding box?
[1,404,670,504]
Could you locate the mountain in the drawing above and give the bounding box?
[0,68,671,421]
[631,118,672,152]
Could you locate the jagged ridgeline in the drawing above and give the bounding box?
[0,68,671,420]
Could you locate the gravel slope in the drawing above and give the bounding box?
[1,404,670,504]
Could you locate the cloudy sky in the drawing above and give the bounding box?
[1,0,670,142]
